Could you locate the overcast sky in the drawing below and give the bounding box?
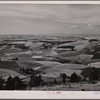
[0,4,100,36]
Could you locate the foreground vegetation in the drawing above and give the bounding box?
[0,67,99,90]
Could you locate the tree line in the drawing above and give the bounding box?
[0,67,99,90]
[0,76,27,90]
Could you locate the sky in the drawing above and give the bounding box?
[0,4,100,36]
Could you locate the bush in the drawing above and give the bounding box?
[20,67,34,74]
[89,67,99,81]
[70,72,80,83]
[5,76,15,90]
[13,76,27,90]
[60,73,67,84]
[29,74,43,87]
[53,79,58,84]
[0,77,5,90]
[81,67,100,79]
[5,76,27,90]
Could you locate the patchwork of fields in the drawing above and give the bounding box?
[0,35,100,90]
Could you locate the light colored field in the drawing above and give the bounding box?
[75,54,93,63]
[76,54,100,65]
[58,53,99,65]
[35,61,61,67]
[30,42,43,50]
[14,53,32,62]
[59,51,81,57]
[4,47,22,53]
[17,61,43,68]
[57,40,88,48]
[42,64,86,77]
[0,45,8,51]
[0,68,26,80]
[75,40,89,51]
[55,40,89,57]
[87,62,100,68]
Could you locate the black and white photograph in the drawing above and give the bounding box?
[0,2,100,92]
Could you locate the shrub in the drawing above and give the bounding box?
[13,76,26,90]
[53,79,58,84]
[29,74,43,87]
[0,77,5,90]
[6,76,27,90]
[5,76,15,90]
[70,72,80,83]
[89,67,99,81]
[60,73,67,84]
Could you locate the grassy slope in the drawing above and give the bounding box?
[42,64,86,78]
[31,82,100,91]
[0,68,26,80]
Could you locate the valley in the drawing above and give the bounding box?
[0,35,100,90]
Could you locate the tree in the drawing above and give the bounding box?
[25,68,30,74]
[28,68,34,74]
[5,76,15,90]
[0,77,5,90]
[89,67,99,81]
[60,73,67,84]
[43,44,48,49]
[53,79,58,84]
[70,72,80,83]
[13,76,25,90]
[29,74,43,87]
[20,67,25,73]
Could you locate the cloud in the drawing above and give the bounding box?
[0,4,100,35]
[70,24,77,29]
[87,24,93,29]
[1,4,100,22]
